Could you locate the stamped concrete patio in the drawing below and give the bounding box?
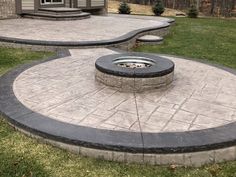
[0,15,171,42]
[14,48,236,133]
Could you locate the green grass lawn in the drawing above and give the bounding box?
[0,17,236,177]
[0,48,54,74]
[135,17,236,69]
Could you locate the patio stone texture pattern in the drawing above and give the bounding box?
[13,48,236,134]
[0,0,17,19]
[0,15,173,50]
[0,25,170,51]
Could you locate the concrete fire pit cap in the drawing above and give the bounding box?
[95,53,175,78]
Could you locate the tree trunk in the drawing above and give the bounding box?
[211,0,216,14]
[231,0,235,10]
[221,0,225,15]
[196,0,200,10]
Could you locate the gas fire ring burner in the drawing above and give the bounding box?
[113,56,155,69]
[95,53,175,92]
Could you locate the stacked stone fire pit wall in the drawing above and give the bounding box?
[0,0,17,19]
[95,53,175,92]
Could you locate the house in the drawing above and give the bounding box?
[0,0,107,19]
[0,0,17,19]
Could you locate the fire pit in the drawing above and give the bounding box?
[95,53,175,92]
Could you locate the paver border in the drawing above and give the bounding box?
[1,49,236,155]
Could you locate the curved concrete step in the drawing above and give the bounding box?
[22,12,91,21]
[38,7,83,15]
[137,35,164,45]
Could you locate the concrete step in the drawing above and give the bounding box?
[22,12,91,21]
[136,35,164,45]
[38,7,82,15]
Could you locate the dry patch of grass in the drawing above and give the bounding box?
[108,0,185,16]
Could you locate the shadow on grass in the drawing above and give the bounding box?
[0,150,50,177]
[0,117,50,177]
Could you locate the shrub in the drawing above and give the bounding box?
[152,0,165,16]
[118,2,131,14]
[188,5,198,18]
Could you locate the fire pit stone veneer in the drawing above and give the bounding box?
[95,53,175,92]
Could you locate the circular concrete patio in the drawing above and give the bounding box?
[1,48,236,166]
[12,48,236,133]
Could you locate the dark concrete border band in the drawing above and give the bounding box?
[0,22,171,47]
[1,50,236,154]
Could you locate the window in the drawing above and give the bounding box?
[41,0,63,4]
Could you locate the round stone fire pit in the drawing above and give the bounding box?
[95,53,175,92]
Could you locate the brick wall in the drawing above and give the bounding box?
[0,0,17,19]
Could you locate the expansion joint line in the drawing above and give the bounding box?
[133,77,145,160]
